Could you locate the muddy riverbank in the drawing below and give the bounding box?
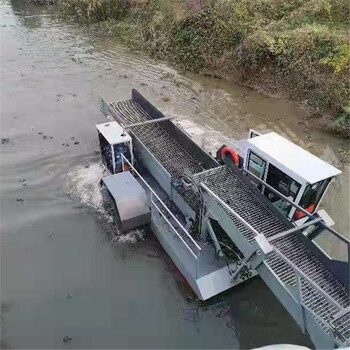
[31,0,350,136]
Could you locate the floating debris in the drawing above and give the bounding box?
[74,141,79,145]
[1,302,10,314]
[1,138,10,144]
[63,336,72,343]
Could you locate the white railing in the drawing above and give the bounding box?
[200,180,348,343]
[243,169,350,246]
[121,154,201,263]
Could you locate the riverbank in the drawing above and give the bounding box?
[32,0,349,137]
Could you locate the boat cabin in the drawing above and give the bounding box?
[96,122,134,174]
[237,132,341,221]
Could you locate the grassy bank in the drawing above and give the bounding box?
[39,0,350,135]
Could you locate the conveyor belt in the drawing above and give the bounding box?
[332,310,350,343]
[111,100,204,178]
[195,166,289,243]
[110,99,204,212]
[194,165,349,341]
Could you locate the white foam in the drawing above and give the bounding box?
[66,163,108,211]
[66,163,145,244]
[112,228,145,244]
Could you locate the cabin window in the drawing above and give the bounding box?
[99,132,113,172]
[113,143,131,172]
[299,179,330,211]
[264,164,301,216]
[247,151,266,179]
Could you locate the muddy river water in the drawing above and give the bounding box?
[1,1,348,349]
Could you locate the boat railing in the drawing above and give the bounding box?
[200,181,348,345]
[242,169,350,246]
[121,154,201,264]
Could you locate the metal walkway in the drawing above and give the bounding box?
[194,165,349,347]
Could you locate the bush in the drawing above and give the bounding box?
[57,0,131,22]
[171,8,234,71]
[51,0,350,135]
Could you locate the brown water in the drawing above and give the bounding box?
[1,0,348,349]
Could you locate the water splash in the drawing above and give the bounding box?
[65,162,107,211]
[112,228,145,244]
[66,163,146,244]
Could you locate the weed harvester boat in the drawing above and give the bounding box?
[96,89,349,349]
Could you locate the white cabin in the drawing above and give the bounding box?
[96,122,134,174]
[236,132,341,221]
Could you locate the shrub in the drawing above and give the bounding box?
[57,0,131,22]
[50,0,350,135]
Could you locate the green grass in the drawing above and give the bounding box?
[44,0,350,136]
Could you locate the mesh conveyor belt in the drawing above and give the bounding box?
[110,100,204,211]
[332,311,350,343]
[194,165,349,340]
[111,100,204,178]
[195,166,288,241]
